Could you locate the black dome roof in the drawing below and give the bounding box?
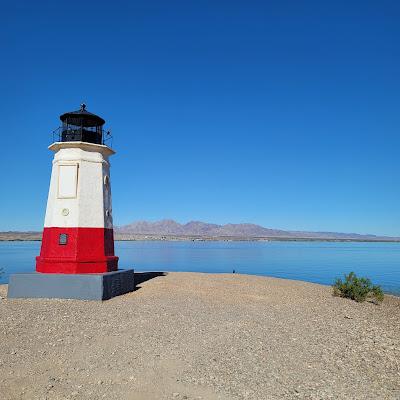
[60,104,105,127]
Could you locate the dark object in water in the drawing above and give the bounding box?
[232,269,236,274]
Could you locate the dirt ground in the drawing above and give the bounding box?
[1,272,399,399]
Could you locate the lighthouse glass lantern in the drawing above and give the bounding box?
[35,104,118,274]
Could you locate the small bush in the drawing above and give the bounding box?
[333,271,384,303]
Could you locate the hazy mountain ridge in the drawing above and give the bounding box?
[117,219,397,240]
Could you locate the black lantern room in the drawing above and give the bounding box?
[60,104,105,145]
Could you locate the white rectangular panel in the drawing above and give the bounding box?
[58,164,78,198]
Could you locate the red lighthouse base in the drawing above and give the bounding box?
[36,227,119,274]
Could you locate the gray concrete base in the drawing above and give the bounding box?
[7,269,135,301]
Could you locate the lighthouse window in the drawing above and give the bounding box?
[58,164,78,198]
[59,233,68,245]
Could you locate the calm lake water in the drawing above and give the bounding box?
[1,240,399,295]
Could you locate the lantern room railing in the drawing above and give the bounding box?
[51,126,113,147]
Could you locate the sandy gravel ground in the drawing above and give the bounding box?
[0,272,399,400]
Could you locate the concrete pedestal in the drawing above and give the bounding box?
[7,269,134,301]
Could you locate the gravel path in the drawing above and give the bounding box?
[1,272,399,400]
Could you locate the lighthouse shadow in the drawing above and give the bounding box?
[134,271,167,291]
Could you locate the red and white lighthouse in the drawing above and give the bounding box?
[36,104,118,274]
[8,104,133,300]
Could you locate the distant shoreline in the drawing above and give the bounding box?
[1,232,400,243]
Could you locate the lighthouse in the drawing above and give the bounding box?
[8,105,134,300]
[36,104,118,274]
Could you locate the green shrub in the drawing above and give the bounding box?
[333,271,384,303]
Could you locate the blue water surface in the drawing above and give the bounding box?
[0,240,399,294]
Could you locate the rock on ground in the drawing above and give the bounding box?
[0,272,399,399]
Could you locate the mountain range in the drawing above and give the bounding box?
[116,219,399,241]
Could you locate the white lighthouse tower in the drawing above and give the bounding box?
[36,104,118,274]
[8,104,134,300]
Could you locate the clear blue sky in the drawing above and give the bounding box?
[1,0,399,236]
